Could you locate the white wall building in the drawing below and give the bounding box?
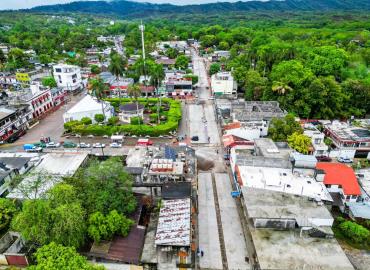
[304,124,329,156]
[211,72,237,97]
[53,64,83,92]
[63,95,113,123]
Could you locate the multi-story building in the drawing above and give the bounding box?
[324,121,370,157]
[304,124,329,156]
[50,87,67,109]
[0,105,33,142]
[53,64,83,92]
[211,72,237,97]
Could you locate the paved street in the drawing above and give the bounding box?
[198,172,223,270]
[215,173,251,270]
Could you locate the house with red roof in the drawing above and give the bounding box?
[316,163,360,209]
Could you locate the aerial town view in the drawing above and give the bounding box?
[0,0,369,269]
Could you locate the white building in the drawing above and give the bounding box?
[304,124,329,156]
[63,95,113,123]
[211,72,237,97]
[53,64,83,92]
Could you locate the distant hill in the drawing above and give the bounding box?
[28,0,370,18]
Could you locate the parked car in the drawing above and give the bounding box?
[136,138,153,146]
[23,144,43,153]
[338,157,353,163]
[63,141,77,148]
[78,142,91,148]
[87,135,94,138]
[191,136,199,141]
[93,143,106,148]
[46,142,60,148]
[33,142,46,148]
[110,142,122,148]
[316,156,332,162]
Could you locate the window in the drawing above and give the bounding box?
[55,68,62,73]
[326,184,331,188]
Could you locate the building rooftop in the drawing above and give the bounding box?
[120,103,144,112]
[65,95,110,114]
[0,107,15,120]
[232,100,286,122]
[237,166,332,202]
[326,121,370,142]
[0,157,31,171]
[254,138,292,159]
[155,198,191,247]
[212,72,234,81]
[357,169,370,196]
[148,159,184,176]
[316,162,361,196]
[242,188,333,225]
[161,182,192,199]
[347,202,370,219]
[250,229,354,270]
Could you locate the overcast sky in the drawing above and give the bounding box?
[0,0,252,10]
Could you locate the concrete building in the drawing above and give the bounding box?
[53,64,83,92]
[316,162,361,210]
[209,50,230,62]
[63,95,113,123]
[0,232,29,267]
[324,121,370,158]
[7,152,88,200]
[242,188,354,270]
[304,124,329,156]
[0,105,33,143]
[211,72,237,97]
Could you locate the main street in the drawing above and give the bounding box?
[189,48,252,270]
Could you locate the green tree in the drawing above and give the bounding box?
[28,242,104,270]
[184,74,199,85]
[12,184,86,248]
[42,77,57,88]
[88,210,134,243]
[308,46,348,77]
[94,114,104,123]
[165,47,179,59]
[109,54,126,98]
[150,63,165,90]
[270,60,313,89]
[339,220,370,244]
[90,77,109,121]
[108,116,119,125]
[0,49,6,64]
[74,158,137,215]
[244,70,268,100]
[268,114,302,142]
[175,55,189,70]
[127,84,142,117]
[90,65,101,75]
[342,79,370,117]
[287,132,311,154]
[39,54,52,65]
[0,198,18,231]
[209,63,221,75]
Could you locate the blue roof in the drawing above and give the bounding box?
[165,146,177,161]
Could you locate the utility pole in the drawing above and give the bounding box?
[139,21,148,98]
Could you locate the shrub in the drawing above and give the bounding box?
[150,113,158,123]
[94,114,104,123]
[339,220,370,244]
[64,120,80,132]
[108,116,119,125]
[130,117,143,125]
[80,117,92,125]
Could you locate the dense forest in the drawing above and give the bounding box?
[0,10,369,119]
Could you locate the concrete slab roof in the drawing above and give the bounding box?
[242,188,333,221]
[251,229,354,270]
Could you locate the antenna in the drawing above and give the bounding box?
[139,21,148,97]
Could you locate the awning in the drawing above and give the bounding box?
[172,92,177,96]
[223,134,235,147]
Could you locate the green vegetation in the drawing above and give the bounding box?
[65,98,181,136]
[94,114,104,123]
[29,242,104,270]
[287,132,311,154]
[88,210,134,243]
[268,114,302,141]
[0,198,18,231]
[41,77,57,88]
[334,217,370,249]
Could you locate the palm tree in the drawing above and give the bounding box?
[150,64,165,95]
[127,84,142,122]
[90,77,109,121]
[109,54,126,98]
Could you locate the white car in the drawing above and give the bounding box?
[87,135,94,138]
[110,142,122,148]
[78,142,91,148]
[93,143,106,148]
[46,142,60,148]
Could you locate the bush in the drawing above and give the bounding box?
[64,120,80,132]
[150,113,158,123]
[94,114,104,123]
[108,116,119,125]
[130,117,143,125]
[80,117,92,125]
[339,220,370,244]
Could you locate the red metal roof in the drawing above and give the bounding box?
[316,162,360,196]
